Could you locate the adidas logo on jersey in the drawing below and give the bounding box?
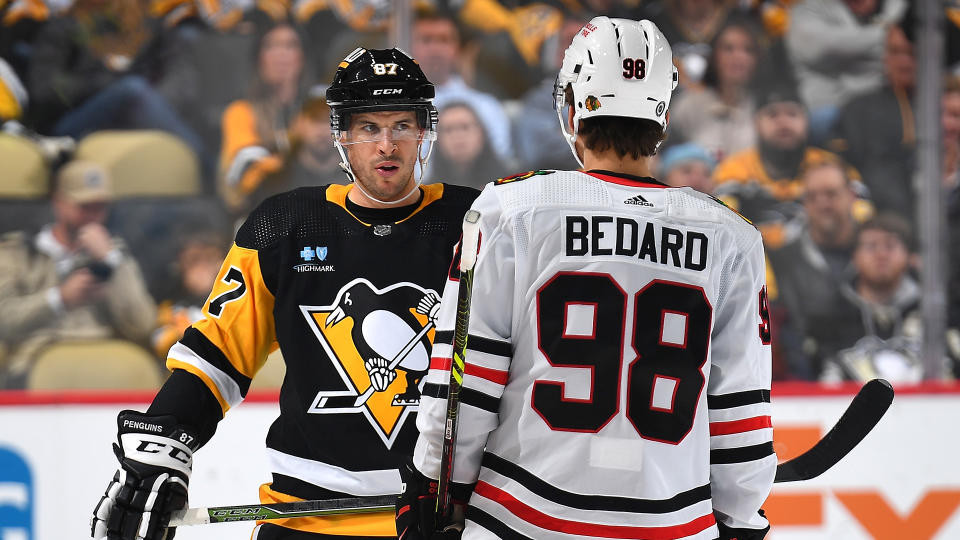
[624,194,654,207]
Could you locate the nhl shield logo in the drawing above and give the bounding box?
[300,278,439,448]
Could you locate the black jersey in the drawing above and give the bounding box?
[164,183,478,535]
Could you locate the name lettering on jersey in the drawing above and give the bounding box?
[564,215,710,272]
[295,245,336,272]
[300,278,439,448]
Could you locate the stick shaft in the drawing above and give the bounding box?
[169,495,397,526]
[436,210,482,529]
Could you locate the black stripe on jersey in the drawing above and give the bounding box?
[423,382,445,400]
[482,452,711,513]
[422,383,500,414]
[465,335,512,357]
[432,332,511,357]
[710,442,775,464]
[180,327,252,397]
[434,330,453,347]
[707,390,770,409]
[463,388,500,413]
[467,506,536,540]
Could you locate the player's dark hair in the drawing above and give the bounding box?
[565,86,665,158]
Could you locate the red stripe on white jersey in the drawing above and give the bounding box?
[429,356,509,385]
[473,481,716,539]
[709,416,772,436]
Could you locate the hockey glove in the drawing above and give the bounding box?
[716,509,770,540]
[91,410,199,540]
[395,461,464,540]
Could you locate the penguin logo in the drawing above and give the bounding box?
[300,278,439,447]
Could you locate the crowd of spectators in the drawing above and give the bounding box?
[2,0,960,389]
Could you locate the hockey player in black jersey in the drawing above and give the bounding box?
[398,17,775,540]
[91,48,479,540]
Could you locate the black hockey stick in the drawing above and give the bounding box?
[435,209,482,531]
[168,494,397,526]
[774,378,894,483]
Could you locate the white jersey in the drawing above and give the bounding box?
[415,169,775,539]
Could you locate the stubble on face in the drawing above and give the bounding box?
[344,110,423,205]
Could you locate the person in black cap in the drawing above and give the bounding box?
[90,47,479,540]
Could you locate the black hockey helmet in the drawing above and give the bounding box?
[326,47,438,135]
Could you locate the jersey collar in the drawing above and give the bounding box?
[585,169,669,188]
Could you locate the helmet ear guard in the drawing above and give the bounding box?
[554,17,679,166]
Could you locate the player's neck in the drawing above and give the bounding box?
[581,148,655,179]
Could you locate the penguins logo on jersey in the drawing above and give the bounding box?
[300,278,439,448]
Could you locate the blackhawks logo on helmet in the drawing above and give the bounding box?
[585,95,602,111]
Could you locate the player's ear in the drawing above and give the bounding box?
[567,106,576,133]
[664,111,670,127]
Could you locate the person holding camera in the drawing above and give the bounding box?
[0,159,157,388]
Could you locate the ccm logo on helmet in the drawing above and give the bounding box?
[372,88,403,96]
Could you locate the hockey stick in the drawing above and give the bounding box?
[436,209,482,531]
[169,378,893,526]
[168,495,396,526]
[774,378,894,483]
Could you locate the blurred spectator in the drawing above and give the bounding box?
[458,0,563,98]
[785,0,906,142]
[0,160,157,388]
[25,0,206,159]
[218,17,308,215]
[667,18,761,159]
[658,142,716,193]
[151,230,228,358]
[943,78,960,333]
[413,7,513,164]
[712,83,866,248]
[828,24,916,220]
[296,0,392,81]
[817,214,960,382]
[767,157,865,379]
[0,0,49,80]
[244,86,346,209]
[428,101,509,189]
[0,56,27,122]
[642,0,734,86]
[512,7,587,172]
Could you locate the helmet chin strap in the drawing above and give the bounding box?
[334,138,433,206]
[556,105,585,169]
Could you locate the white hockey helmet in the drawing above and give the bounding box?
[554,17,679,165]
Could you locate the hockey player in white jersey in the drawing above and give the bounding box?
[396,16,775,540]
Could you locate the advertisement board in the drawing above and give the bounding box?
[0,384,958,539]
